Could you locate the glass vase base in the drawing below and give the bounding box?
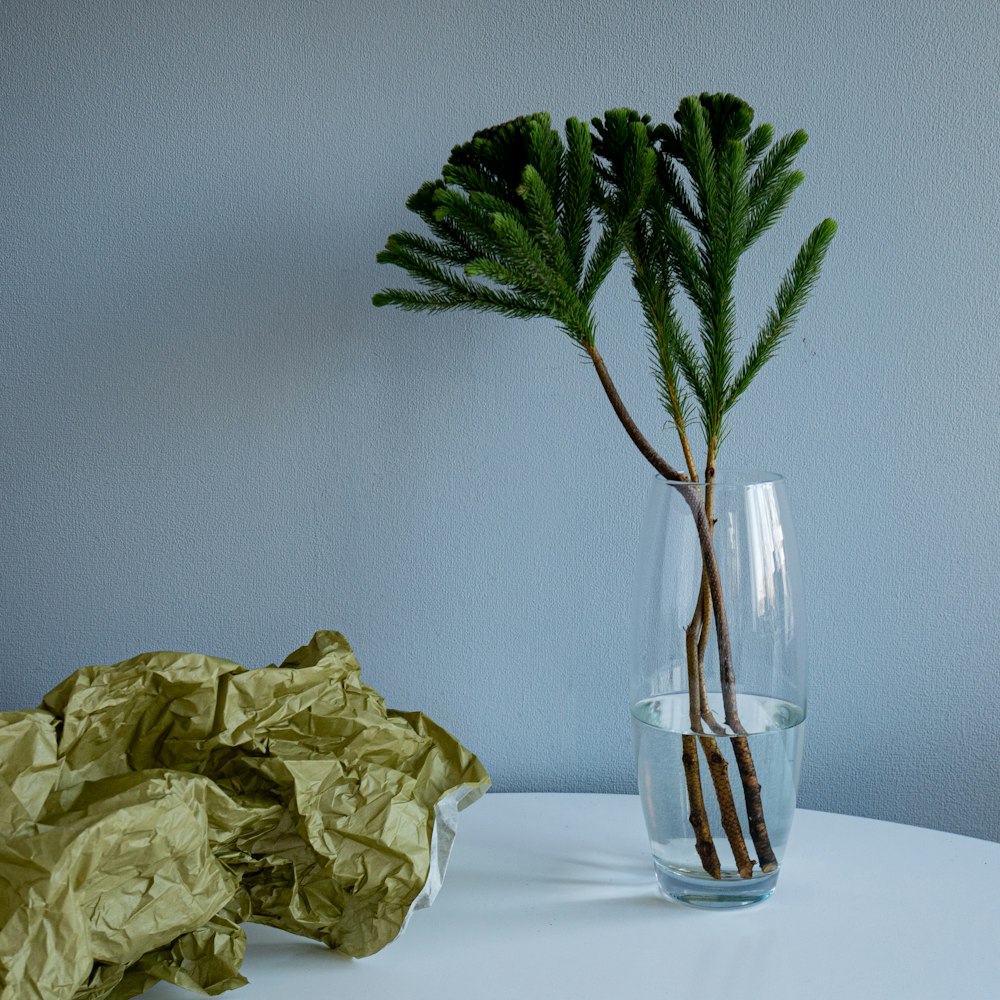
[653,860,779,909]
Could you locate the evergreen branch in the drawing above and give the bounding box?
[384,231,476,269]
[377,240,562,327]
[376,241,507,302]
[580,224,623,307]
[404,183,498,265]
[590,109,651,184]
[560,117,594,283]
[747,129,808,211]
[468,189,529,220]
[650,200,708,315]
[375,221,579,329]
[631,261,705,406]
[465,253,597,342]
[583,117,655,308]
[556,299,597,346]
[372,286,544,319]
[698,92,755,149]
[590,111,656,229]
[640,208,672,292]
[526,119,565,213]
[674,97,718,231]
[425,213,500,267]
[654,151,701,231]
[663,306,706,405]
[629,225,704,475]
[648,322,690,430]
[404,179,445,225]
[431,187,511,255]
[727,217,838,408]
[376,100,835,467]
[589,124,617,188]
[649,306,704,425]
[745,123,774,165]
[617,120,657,211]
[672,96,759,442]
[743,169,805,251]
[447,113,553,201]
[651,122,684,167]
[581,114,656,304]
[464,254,559,308]
[671,103,735,439]
[486,212,579,315]
[717,139,750,251]
[518,165,573,284]
[441,162,513,202]
[697,296,738,441]
[700,138,748,432]
[405,182,479,254]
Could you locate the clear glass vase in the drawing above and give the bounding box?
[630,472,807,908]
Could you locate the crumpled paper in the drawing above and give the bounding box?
[0,631,490,1000]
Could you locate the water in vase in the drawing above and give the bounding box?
[631,692,805,907]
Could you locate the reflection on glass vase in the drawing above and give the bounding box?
[630,473,807,908]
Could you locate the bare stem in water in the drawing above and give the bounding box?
[588,346,775,879]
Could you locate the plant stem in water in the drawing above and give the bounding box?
[586,344,775,875]
[685,607,754,878]
[680,733,721,879]
[701,449,778,873]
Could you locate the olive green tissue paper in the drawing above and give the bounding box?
[0,631,490,999]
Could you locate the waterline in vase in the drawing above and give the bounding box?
[631,692,805,907]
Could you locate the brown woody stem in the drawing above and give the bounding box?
[698,735,756,878]
[703,451,778,871]
[733,736,777,871]
[681,734,721,879]
[682,440,752,876]
[586,343,775,875]
[687,602,753,878]
[695,455,722,734]
[670,386,729,876]
[584,344,689,484]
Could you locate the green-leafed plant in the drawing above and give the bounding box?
[374,94,835,879]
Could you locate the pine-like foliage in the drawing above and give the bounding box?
[373,113,649,347]
[374,96,836,468]
[593,94,837,451]
[592,110,702,439]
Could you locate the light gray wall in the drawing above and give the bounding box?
[3,0,998,841]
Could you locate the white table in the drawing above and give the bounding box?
[149,792,1000,999]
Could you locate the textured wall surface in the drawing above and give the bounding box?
[3,0,998,841]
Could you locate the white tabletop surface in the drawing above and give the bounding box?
[149,792,1000,1000]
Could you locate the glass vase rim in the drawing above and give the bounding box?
[653,469,785,488]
